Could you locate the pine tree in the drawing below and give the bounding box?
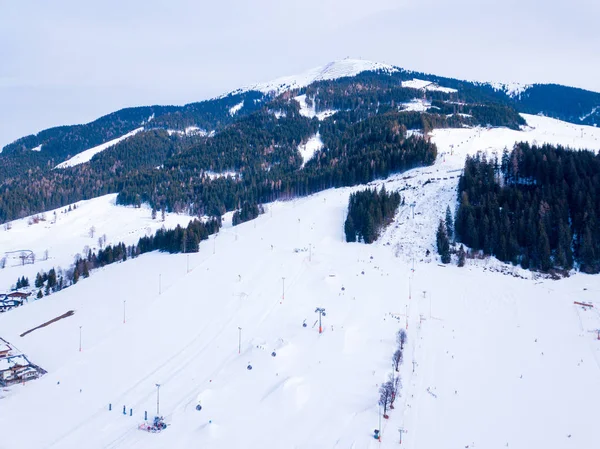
[344,215,356,242]
[35,272,43,288]
[47,268,57,288]
[82,261,90,278]
[37,289,43,299]
[436,220,451,264]
[445,206,453,241]
[538,222,552,271]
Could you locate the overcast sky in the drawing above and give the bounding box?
[1,0,599,148]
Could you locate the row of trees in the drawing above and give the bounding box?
[232,202,264,226]
[15,276,30,289]
[15,218,222,302]
[345,186,402,244]
[379,329,407,419]
[455,143,600,273]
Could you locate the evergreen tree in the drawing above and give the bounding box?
[35,272,43,288]
[344,215,356,243]
[436,220,451,264]
[47,268,57,289]
[445,206,454,241]
[37,289,43,299]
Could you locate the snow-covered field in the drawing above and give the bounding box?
[1,114,600,449]
[54,128,144,169]
[0,194,195,291]
[295,94,338,121]
[298,133,323,167]
[401,79,457,94]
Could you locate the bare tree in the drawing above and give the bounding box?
[379,381,394,418]
[393,349,403,372]
[98,236,104,249]
[44,249,49,261]
[397,329,407,350]
[389,373,401,407]
[89,226,96,238]
[20,251,27,266]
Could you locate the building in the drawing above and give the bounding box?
[0,342,10,358]
[6,292,29,300]
[0,297,24,312]
[0,354,38,385]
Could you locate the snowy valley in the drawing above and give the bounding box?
[1,108,600,449]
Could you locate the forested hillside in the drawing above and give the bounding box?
[1,61,599,225]
[455,143,600,273]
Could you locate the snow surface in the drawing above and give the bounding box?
[580,106,599,122]
[402,78,457,94]
[203,171,240,181]
[431,113,600,161]
[294,94,337,121]
[297,133,323,167]
[167,127,210,137]
[2,114,600,449]
[31,144,42,152]
[401,99,431,112]
[54,128,144,169]
[489,81,532,98]
[228,101,244,116]
[0,194,195,291]
[231,59,398,96]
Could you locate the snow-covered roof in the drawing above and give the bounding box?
[0,343,10,353]
[0,355,29,372]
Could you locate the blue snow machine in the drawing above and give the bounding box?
[139,416,167,433]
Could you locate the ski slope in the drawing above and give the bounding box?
[54,128,144,169]
[1,115,600,449]
[0,194,194,291]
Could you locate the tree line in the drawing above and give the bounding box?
[345,186,402,244]
[17,218,221,300]
[455,143,600,273]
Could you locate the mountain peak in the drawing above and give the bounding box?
[229,59,399,96]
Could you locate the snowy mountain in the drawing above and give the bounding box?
[2,111,600,448]
[229,59,399,96]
